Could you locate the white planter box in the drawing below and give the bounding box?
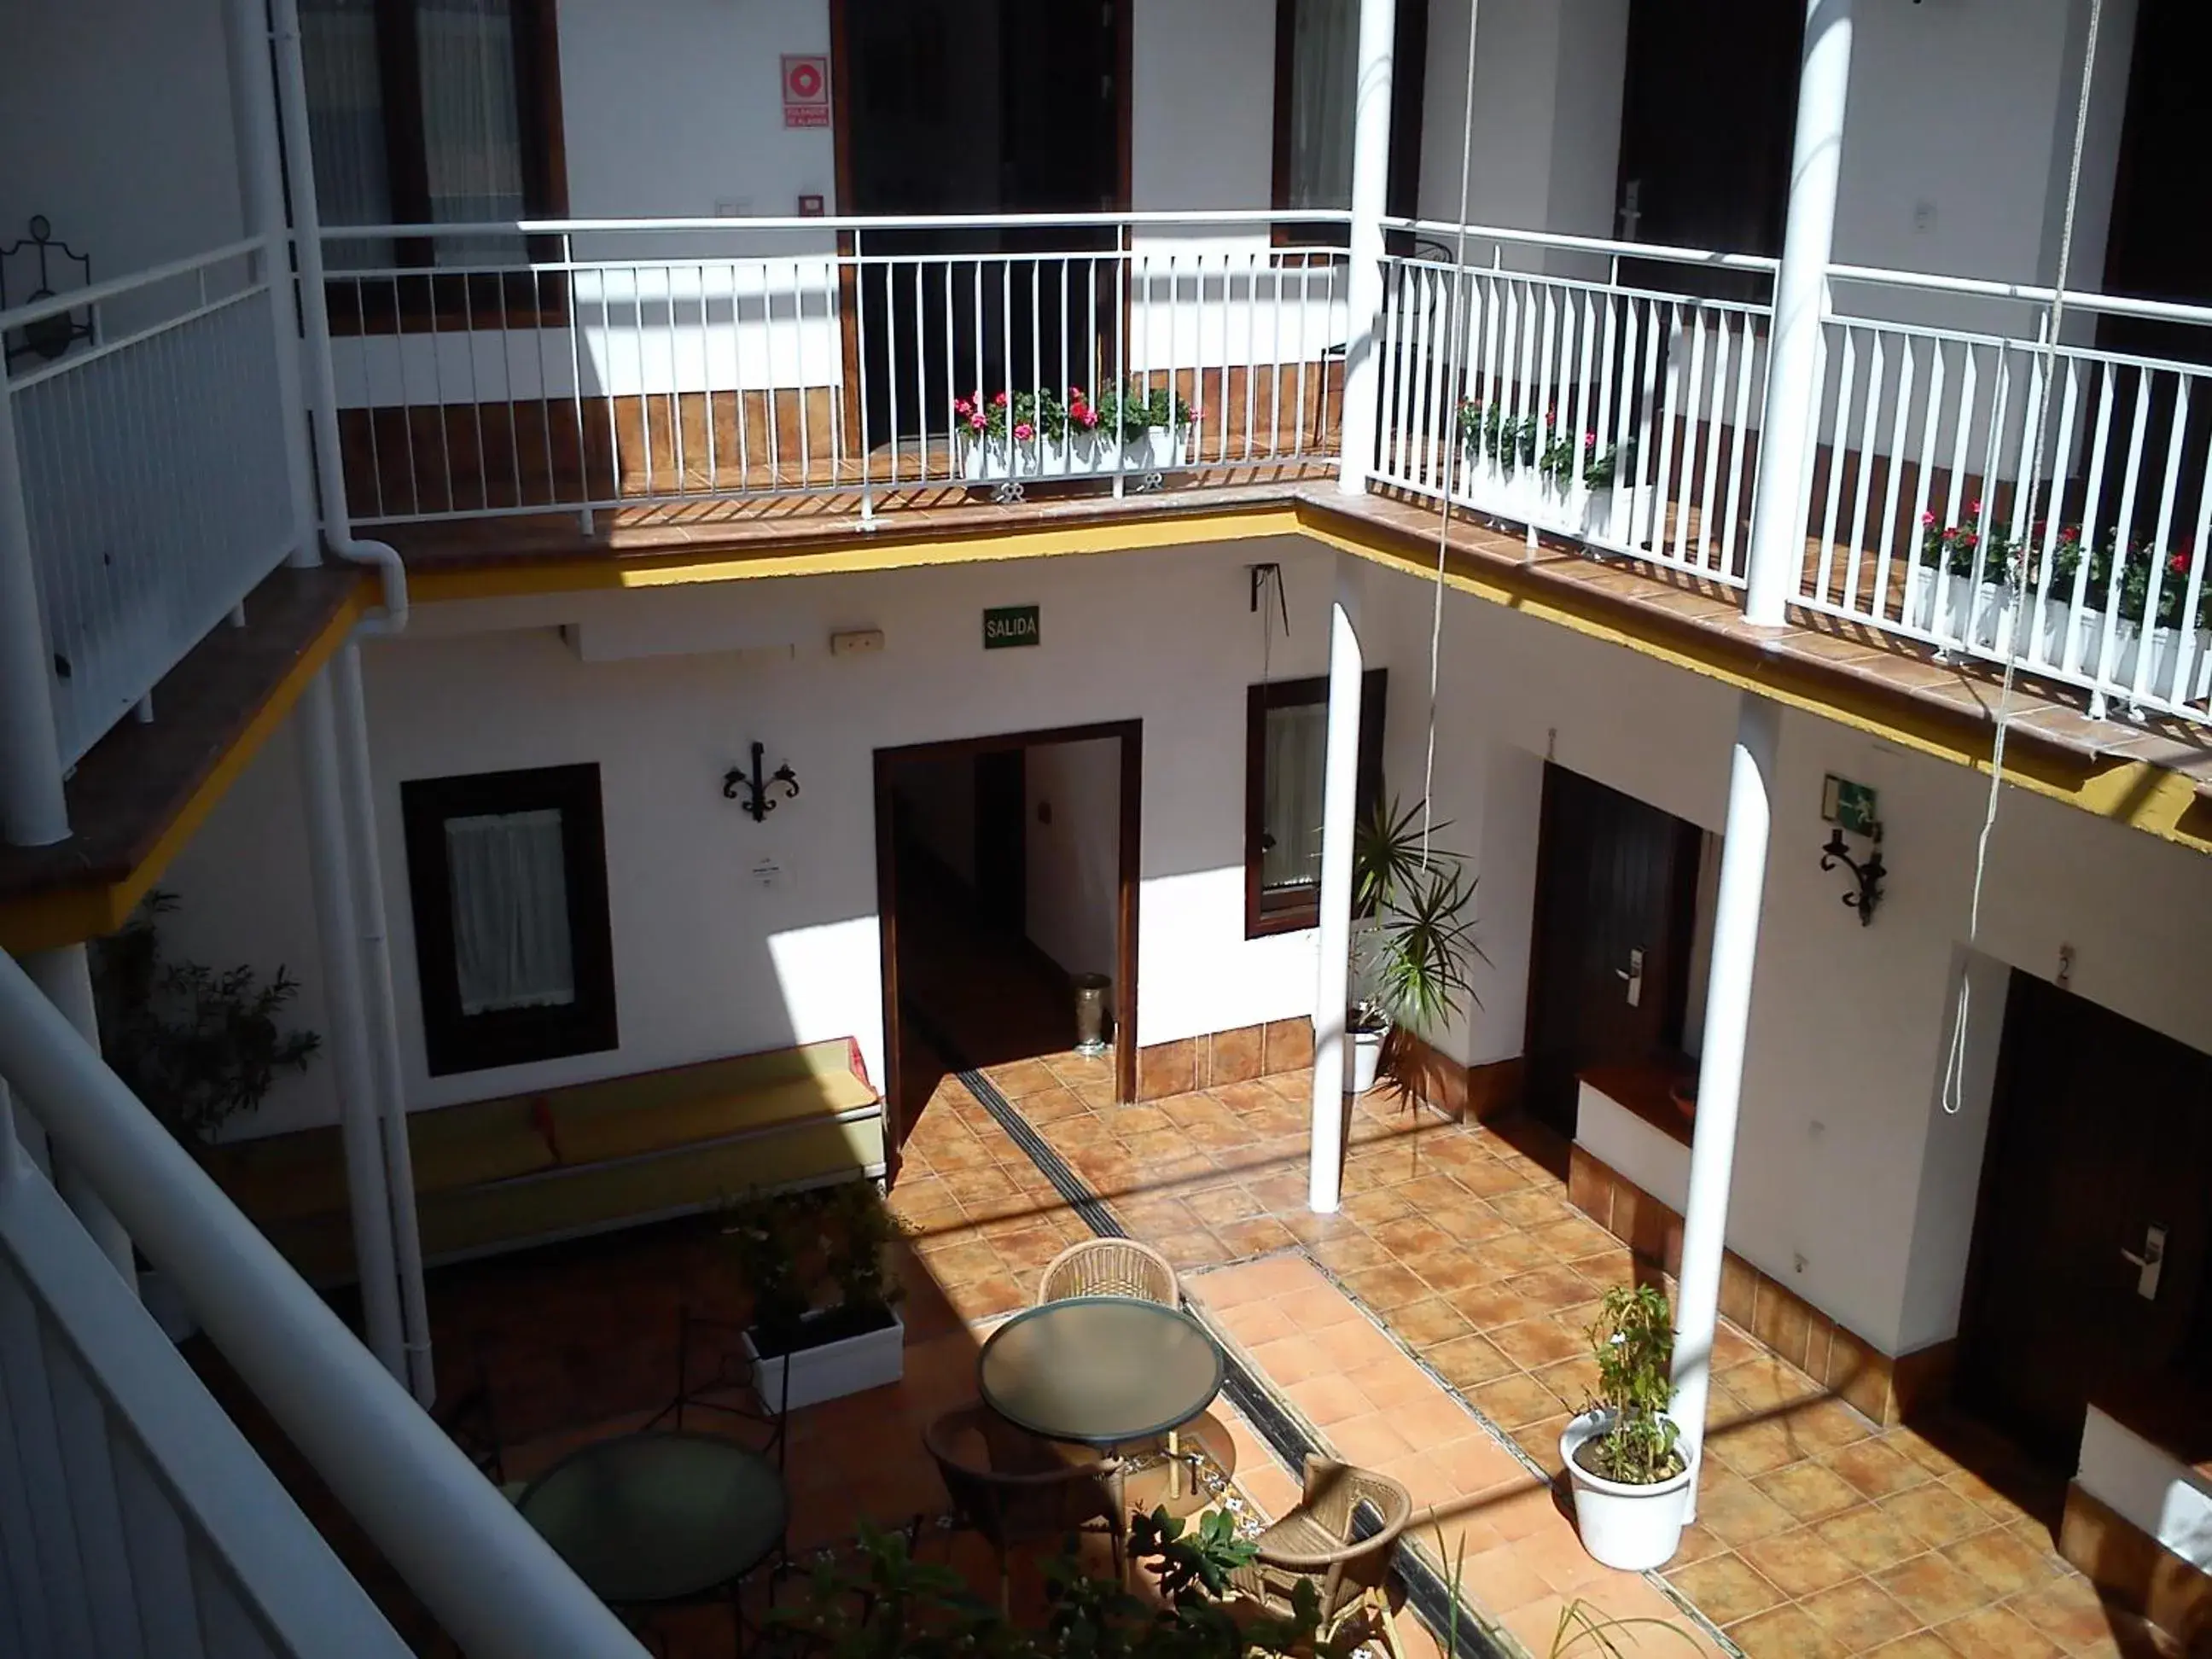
[1346,1022,1387,1094]
[959,428,1188,484]
[1561,1409,1695,1571]
[743,1305,905,1411]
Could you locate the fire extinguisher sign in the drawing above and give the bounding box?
[782,55,830,128]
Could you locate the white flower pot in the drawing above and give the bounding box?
[1137,425,1189,472]
[1346,1022,1387,1095]
[1561,1409,1695,1571]
[1582,489,1615,543]
[742,1305,905,1410]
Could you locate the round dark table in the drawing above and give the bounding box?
[978,1296,1225,1450]
[517,1429,787,1607]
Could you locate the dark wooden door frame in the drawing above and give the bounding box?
[873,719,1144,1175]
[827,0,1136,450]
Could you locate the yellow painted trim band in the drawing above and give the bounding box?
[0,582,374,953]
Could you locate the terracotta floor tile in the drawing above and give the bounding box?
[1529,1355,1599,1413]
[1739,1525,1865,1598]
[1221,1300,1298,1346]
[1311,1319,1399,1370]
[1389,1391,1490,1453]
[1370,1218,1460,1260]
[1815,1501,1941,1578]
[1327,1413,1416,1469]
[1933,1603,2069,1659]
[1487,1315,1589,1371]
[1513,1519,1621,1596]
[2002,1575,2128,1653]
[1877,1480,2001,1551]
[1390,1297,1476,1348]
[1428,1436,1528,1498]
[1445,1283,1545,1330]
[1877,1549,1999,1627]
[1796,1576,1921,1650]
[1286,1371,1373,1427]
[1215,1217,1301,1260]
[1346,1355,1441,1410]
[1245,1334,1332,1385]
[1666,1551,1789,1626]
[1832,1438,1937,1501]
[1510,1413,1574,1477]
[1482,1481,1569,1542]
[1454,1542,1553,1615]
[1340,1262,1435,1311]
[1155,1231,1231,1270]
[1940,1525,2064,1598]
[1694,1470,1800,1550]
[1505,1266,1598,1312]
[1488,1187,1567,1228]
[1277,1283,1366,1332]
[1307,1231,1398,1274]
[1721,1603,1854,1656]
[1755,1459,1869,1524]
[1467,1371,1569,1430]
[1423,1333,1520,1391]
[1182,1184,1265,1227]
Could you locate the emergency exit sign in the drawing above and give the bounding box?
[983,605,1039,649]
[1822,773,1879,835]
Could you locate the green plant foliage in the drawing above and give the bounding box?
[719,1180,911,1346]
[1580,1285,1685,1487]
[88,892,319,1150]
[1350,795,1484,1043]
[771,1514,1344,1659]
[1546,1598,1704,1658]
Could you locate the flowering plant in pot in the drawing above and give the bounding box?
[1346,796,1481,1096]
[723,1179,910,1409]
[1092,377,1199,469]
[1561,1284,1694,1570]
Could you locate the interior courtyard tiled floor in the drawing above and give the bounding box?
[894,1047,2183,1658]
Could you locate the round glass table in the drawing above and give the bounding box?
[978,1296,1225,1448]
[516,1429,787,1607]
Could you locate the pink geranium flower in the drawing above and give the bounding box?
[992,391,1009,407]
[969,412,987,432]
[1967,497,1982,515]
[1013,421,1034,442]
[1187,403,1203,422]
[953,397,972,417]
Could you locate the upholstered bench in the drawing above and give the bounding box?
[205,1039,886,1283]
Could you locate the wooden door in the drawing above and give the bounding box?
[1957,974,2212,1469]
[1523,765,1703,1138]
[1615,0,1801,299]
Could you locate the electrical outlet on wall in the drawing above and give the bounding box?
[715,198,754,218]
[1912,200,1936,236]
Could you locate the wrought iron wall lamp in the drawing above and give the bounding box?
[725,742,800,822]
[1819,824,1886,925]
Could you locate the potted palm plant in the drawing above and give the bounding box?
[1561,1284,1694,1569]
[725,1179,908,1409]
[1347,796,1480,1094]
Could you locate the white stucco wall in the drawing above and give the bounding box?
[1026,738,1122,982]
[160,538,1336,1134]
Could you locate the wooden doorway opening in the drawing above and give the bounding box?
[830,0,1133,445]
[1522,764,1708,1140]
[1955,972,2212,1474]
[874,720,1142,1174]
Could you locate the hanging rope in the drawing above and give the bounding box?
[1419,0,1482,868]
[1941,0,2105,1113]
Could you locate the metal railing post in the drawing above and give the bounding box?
[1744,0,1855,625]
[1336,0,1398,496]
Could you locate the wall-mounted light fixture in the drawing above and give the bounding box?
[725,742,800,823]
[1819,773,1885,925]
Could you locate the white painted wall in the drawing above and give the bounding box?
[1026,737,1121,981]
[1366,561,2212,1359]
[160,538,1335,1135]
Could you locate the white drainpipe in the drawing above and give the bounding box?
[1308,555,1366,1212]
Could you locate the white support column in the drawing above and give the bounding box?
[1743,0,1855,626]
[1308,556,1365,1212]
[1672,691,1779,1509]
[295,670,407,1384]
[1335,0,1399,497]
[22,948,138,1284]
[335,643,434,1406]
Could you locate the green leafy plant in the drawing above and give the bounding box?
[720,1180,910,1353]
[1579,1285,1685,1487]
[88,892,319,1151]
[1093,377,1200,445]
[1128,1506,1259,1604]
[1546,1599,1704,1657]
[1350,795,1482,1044]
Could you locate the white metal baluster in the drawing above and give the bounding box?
[696,262,717,495]
[1593,290,1622,535]
[2026,356,2081,667]
[1815,327,1855,603]
[0,1262,97,1655]
[393,276,421,515]
[1902,339,1947,628]
[1871,336,1916,621]
[1930,345,1981,643]
[1412,266,1438,489]
[2130,372,2188,707]
[42,1331,144,1659]
[1720,310,1758,583]
[559,241,590,521]
[1376,263,1404,483]
[1842,330,1886,610]
[2173,379,2212,708]
[1631,297,1662,547]
[1669,305,1706,568]
[1650,303,1685,562]
[2066,364,2116,678]
[2095,370,2153,696]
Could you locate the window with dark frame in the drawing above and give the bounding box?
[400,761,617,1076]
[1270,0,1428,240]
[1244,671,1388,937]
[299,0,566,323]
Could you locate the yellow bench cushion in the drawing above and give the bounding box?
[540,1039,876,1167]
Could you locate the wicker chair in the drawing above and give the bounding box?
[1035,1237,1180,1307]
[923,1404,1129,1611]
[1227,1457,1412,1659]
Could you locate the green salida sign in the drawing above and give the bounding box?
[983,604,1040,650]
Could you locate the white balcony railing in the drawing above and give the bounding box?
[1804,266,2212,721]
[1372,223,1778,585]
[314,212,1351,523]
[2,240,305,765]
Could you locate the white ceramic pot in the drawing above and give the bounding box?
[1561,1409,1695,1571]
[1346,1021,1387,1095]
[1582,488,1615,544]
[743,1305,905,1411]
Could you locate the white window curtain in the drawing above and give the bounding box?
[445,808,576,1016]
[1260,701,1329,894]
[416,0,527,265]
[299,0,397,271]
[1286,0,1357,212]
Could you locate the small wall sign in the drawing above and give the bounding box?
[983,604,1040,650]
[781,55,830,128]
[1821,773,1879,836]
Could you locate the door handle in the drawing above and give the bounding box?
[1615,947,1644,1008]
[2121,1224,2167,1301]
